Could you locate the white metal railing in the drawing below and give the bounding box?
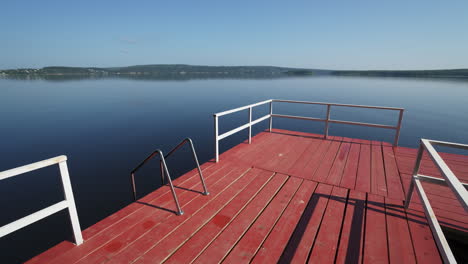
[213,99,404,162]
[405,139,468,264]
[0,156,83,245]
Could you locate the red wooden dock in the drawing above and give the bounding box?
[27,129,467,264]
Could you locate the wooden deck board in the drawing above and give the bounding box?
[222,177,302,263]
[107,166,253,264]
[335,190,366,264]
[26,129,466,264]
[363,193,389,264]
[279,183,333,263]
[308,186,348,263]
[192,173,288,264]
[165,169,276,264]
[251,180,318,263]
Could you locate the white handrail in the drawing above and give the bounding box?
[405,139,468,264]
[0,156,83,245]
[213,99,404,162]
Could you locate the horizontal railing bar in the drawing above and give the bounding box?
[421,139,468,211]
[214,99,272,117]
[271,114,326,122]
[328,119,397,130]
[428,139,468,150]
[218,123,250,140]
[218,114,270,140]
[416,174,468,189]
[0,155,67,180]
[272,114,397,130]
[251,114,270,126]
[0,200,68,238]
[272,99,404,111]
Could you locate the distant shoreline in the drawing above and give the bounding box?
[1,65,468,79]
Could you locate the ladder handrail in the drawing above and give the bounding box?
[163,138,209,196]
[130,138,209,216]
[131,149,184,215]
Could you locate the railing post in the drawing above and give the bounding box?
[405,142,424,209]
[58,160,83,245]
[394,109,404,147]
[324,104,331,139]
[269,101,273,132]
[248,107,252,144]
[214,114,219,162]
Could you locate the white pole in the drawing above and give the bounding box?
[324,104,331,139]
[214,115,219,162]
[394,109,404,146]
[248,107,252,144]
[269,101,273,132]
[59,160,84,245]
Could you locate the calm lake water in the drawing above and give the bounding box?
[1,76,468,263]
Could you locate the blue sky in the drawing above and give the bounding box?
[1,0,467,70]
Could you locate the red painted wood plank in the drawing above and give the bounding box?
[192,174,289,264]
[325,142,351,186]
[331,136,344,141]
[355,144,371,193]
[106,166,252,264]
[340,143,361,189]
[382,146,405,200]
[308,186,348,263]
[273,136,314,173]
[34,162,232,264]
[228,132,278,165]
[49,165,246,264]
[311,141,341,182]
[363,193,388,264]
[295,140,333,180]
[382,141,392,146]
[26,161,224,264]
[335,190,366,264]
[405,205,442,263]
[222,177,303,263]
[78,167,262,264]
[384,197,416,263]
[129,170,276,264]
[219,131,271,161]
[371,145,388,197]
[351,138,369,144]
[272,128,324,139]
[396,146,468,164]
[251,180,318,264]
[258,134,309,173]
[164,170,278,264]
[288,138,323,176]
[279,183,333,263]
[250,133,293,168]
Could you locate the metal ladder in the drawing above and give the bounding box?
[130,138,209,215]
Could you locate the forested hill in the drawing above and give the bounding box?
[330,69,468,78]
[1,65,467,79]
[0,65,329,77]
